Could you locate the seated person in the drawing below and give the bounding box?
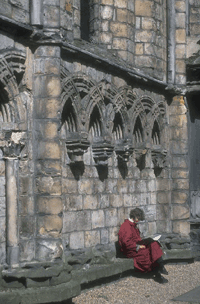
[118,207,168,283]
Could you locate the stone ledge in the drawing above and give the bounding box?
[0,251,194,304]
[163,249,194,261]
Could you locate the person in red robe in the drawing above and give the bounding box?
[118,208,168,283]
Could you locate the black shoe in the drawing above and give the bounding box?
[154,272,168,284]
[159,265,169,275]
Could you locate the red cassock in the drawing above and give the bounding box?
[118,219,163,273]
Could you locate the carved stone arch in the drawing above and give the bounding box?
[129,99,146,139]
[0,49,26,124]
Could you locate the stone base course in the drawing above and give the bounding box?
[0,246,194,304]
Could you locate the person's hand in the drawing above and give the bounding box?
[139,245,145,249]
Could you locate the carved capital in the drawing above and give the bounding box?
[66,138,90,163]
[151,149,168,169]
[0,132,26,159]
[115,139,133,162]
[92,138,114,166]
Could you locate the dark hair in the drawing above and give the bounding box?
[129,208,145,221]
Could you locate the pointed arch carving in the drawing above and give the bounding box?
[0,49,26,125]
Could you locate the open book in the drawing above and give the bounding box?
[137,234,161,245]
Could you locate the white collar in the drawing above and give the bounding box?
[128,218,134,222]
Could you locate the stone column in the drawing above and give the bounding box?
[169,95,190,236]
[33,45,62,261]
[1,136,25,267]
[5,157,19,266]
[31,0,43,26]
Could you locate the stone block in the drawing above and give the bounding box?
[135,30,154,42]
[109,227,119,242]
[0,217,6,242]
[12,7,30,23]
[36,239,63,261]
[172,221,190,236]
[63,179,78,194]
[65,195,83,211]
[35,121,60,140]
[113,38,127,49]
[135,0,153,16]
[117,207,125,225]
[106,179,118,193]
[117,9,127,22]
[34,98,60,119]
[37,197,62,215]
[110,194,123,207]
[140,193,150,205]
[157,191,170,204]
[172,205,190,220]
[19,216,34,239]
[37,141,61,160]
[156,179,170,191]
[102,0,114,4]
[110,22,128,37]
[34,58,60,75]
[146,180,156,192]
[101,5,113,19]
[26,277,50,288]
[156,204,169,221]
[135,43,143,54]
[93,179,105,193]
[175,74,186,85]
[123,194,138,207]
[99,194,110,208]
[19,240,35,262]
[0,197,6,217]
[172,169,189,179]
[101,20,109,31]
[0,177,5,196]
[78,179,93,194]
[43,6,60,28]
[148,221,157,235]
[172,155,188,168]
[135,180,147,192]
[172,179,189,190]
[117,179,128,193]
[105,209,118,226]
[100,33,112,44]
[0,161,5,176]
[145,204,156,221]
[50,271,71,286]
[176,13,186,28]
[35,176,61,195]
[170,127,188,141]
[37,215,63,237]
[114,0,127,8]
[36,160,61,176]
[142,17,155,30]
[175,1,186,12]
[85,230,100,247]
[92,210,105,229]
[176,60,186,74]
[19,175,30,195]
[63,210,91,233]
[100,229,109,244]
[83,195,98,209]
[156,220,168,233]
[172,191,188,204]
[176,29,186,43]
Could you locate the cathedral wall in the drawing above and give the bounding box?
[0,0,30,24]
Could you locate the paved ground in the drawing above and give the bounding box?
[72,261,200,304]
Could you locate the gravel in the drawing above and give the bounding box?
[72,261,200,304]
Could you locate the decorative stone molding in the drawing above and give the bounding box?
[92,138,114,166]
[66,137,90,163]
[151,149,168,169]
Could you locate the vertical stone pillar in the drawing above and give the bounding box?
[33,45,62,261]
[169,95,190,236]
[5,157,19,266]
[31,0,43,26]
[1,136,25,267]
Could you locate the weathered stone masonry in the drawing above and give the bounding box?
[0,0,199,303]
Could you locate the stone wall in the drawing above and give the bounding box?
[0,0,30,24]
